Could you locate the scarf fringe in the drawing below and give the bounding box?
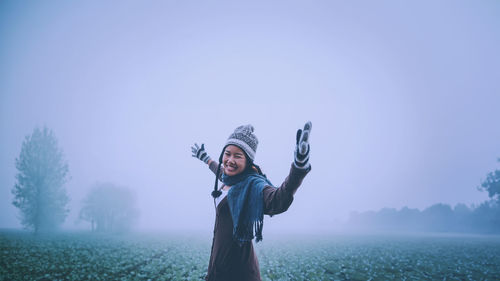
[235,219,264,245]
[255,220,263,242]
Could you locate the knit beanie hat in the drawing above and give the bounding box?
[224,125,258,162]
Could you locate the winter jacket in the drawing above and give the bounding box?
[205,162,311,281]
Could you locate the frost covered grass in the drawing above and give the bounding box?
[1,230,500,280]
[256,234,500,281]
[0,230,209,281]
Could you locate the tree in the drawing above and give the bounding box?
[79,182,139,232]
[12,127,70,233]
[479,158,500,202]
[422,203,454,232]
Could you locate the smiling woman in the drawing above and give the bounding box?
[222,145,247,177]
[191,122,312,281]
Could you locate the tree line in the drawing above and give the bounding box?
[346,201,500,234]
[347,160,500,234]
[12,127,139,234]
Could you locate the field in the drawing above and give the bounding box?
[1,230,500,281]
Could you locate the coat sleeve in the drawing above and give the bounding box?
[263,163,311,216]
[208,161,223,180]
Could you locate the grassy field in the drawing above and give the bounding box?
[1,230,500,280]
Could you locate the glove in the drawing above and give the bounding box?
[294,121,312,169]
[191,143,211,164]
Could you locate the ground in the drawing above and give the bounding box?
[1,230,499,280]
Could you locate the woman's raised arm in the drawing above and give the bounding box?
[264,121,312,216]
[263,163,311,216]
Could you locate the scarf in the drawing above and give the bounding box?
[221,168,273,244]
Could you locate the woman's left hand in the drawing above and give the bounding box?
[294,121,312,169]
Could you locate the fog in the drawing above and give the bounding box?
[1,0,500,235]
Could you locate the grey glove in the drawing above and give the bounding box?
[191,143,211,164]
[294,121,312,169]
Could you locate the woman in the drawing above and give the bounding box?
[191,122,312,281]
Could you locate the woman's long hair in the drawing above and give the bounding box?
[211,147,266,198]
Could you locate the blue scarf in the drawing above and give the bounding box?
[222,168,273,244]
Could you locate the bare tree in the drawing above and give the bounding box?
[80,183,139,232]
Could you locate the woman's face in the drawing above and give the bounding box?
[222,145,247,176]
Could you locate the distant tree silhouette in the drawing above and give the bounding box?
[421,203,454,232]
[346,202,500,234]
[453,203,472,232]
[12,127,70,234]
[79,183,139,232]
[479,158,500,202]
[345,159,500,234]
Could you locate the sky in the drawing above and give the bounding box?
[1,0,500,234]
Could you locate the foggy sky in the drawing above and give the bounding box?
[1,0,500,233]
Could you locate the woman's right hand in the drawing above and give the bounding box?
[191,143,211,164]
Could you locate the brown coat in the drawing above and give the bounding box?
[205,162,311,281]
